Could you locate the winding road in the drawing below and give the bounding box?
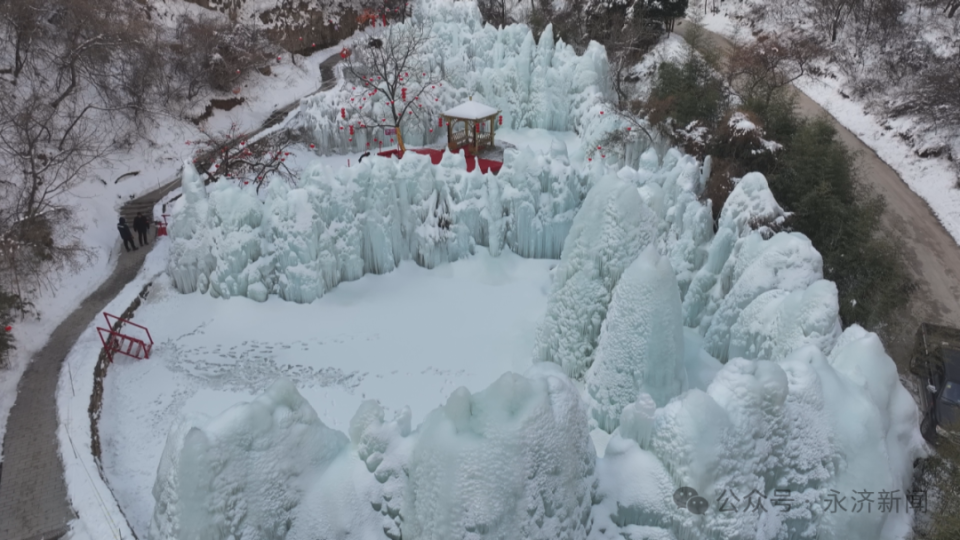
[676,22,960,363]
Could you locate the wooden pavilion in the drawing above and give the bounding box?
[441,99,500,154]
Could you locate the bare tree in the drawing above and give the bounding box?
[342,21,443,152]
[810,0,856,42]
[190,124,298,193]
[0,89,100,302]
[724,36,822,113]
[477,0,512,27]
[167,15,272,103]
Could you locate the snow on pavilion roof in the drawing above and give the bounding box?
[442,101,499,120]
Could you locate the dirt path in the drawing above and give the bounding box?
[675,22,960,361]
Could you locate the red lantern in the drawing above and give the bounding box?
[341,108,346,119]
[588,158,592,162]
[339,126,344,130]
[405,72,408,77]
[310,144,316,149]
[600,111,604,115]
[244,181,249,185]
[277,55,282,62]
[429,129,433,133]
[438,117,443,127]
[391,138,394,143]
[4,325,11,332]
[602,155,606,158]
[349,125,354,135]
[498,115,503,126]
[597,146,602,150]
[402,87,407,100]
[349,138,353,142]
[627,127,632,131]
[475,124,479,133]
[367,142,370,146]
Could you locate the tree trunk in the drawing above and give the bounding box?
[397,125,406,153]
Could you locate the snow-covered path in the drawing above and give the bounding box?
[0,51,346,540]
[675,22,960,361]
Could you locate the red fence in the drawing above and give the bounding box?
[97,312,153,363]
[377,148,503,174]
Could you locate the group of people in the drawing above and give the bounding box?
[117,212,151,252]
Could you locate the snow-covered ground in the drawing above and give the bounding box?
[61,243,554,536]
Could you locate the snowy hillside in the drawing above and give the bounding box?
[41,2,929,540]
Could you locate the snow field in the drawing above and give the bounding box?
[96,246,554,535]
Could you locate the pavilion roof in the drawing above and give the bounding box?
[442,101,499,120]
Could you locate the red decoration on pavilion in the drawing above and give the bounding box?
[498,115,503,126]
[341,108,346,119]
[438,117,443,127]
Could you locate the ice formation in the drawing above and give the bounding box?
[148,380,348,540]
[152,2,925,540]
[166,143,593,301]
[291,0,654,166]
[584,245,686,432]
[154,145,926,540]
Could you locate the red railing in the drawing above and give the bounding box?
[96,312,153,362]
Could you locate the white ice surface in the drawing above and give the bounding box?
[94,247,553,536]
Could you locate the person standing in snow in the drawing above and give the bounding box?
[118,217,137,252]
[133,212,150,247]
